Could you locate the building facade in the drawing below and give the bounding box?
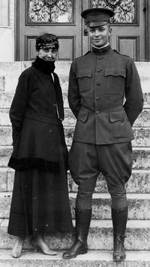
[0,0,150,62]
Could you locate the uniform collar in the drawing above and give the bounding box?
[91,44,111,55]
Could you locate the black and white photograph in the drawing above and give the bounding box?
[0,0,150,266]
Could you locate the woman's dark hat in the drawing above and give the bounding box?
[36,33,59,51]
[81,8,114,27]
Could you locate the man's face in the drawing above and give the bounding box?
[38,47,58,61]
[88,24,111,47]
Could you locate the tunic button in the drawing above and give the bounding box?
[98,56,104,60]
[96,111,99,114]
[49,129,52,133]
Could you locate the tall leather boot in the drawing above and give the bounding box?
[111,207,128,262]
[63,208,92,259]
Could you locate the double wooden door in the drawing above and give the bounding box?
[15,0,150,61]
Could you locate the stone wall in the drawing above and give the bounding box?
[0,0,15,62]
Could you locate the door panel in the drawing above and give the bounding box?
[118,36,140,60]
[25,35,75,60]
[16,0,148,61]
[16,0,82,60]
[82,0,146,61]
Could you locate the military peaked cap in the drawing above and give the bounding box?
[81,8,114,27]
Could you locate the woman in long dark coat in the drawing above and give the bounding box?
[8,33,73,258]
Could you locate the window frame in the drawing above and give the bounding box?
[25,0,75,26]
[0,0,10,27]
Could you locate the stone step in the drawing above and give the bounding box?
[64,127,150,147]
[69,193,150,220]
[63,108,150,128]
[1,192,150,220]
[0,249,150,267]
[0,61,150,89]
[0,89,150,109]
[0,62,24,94]
[135,62,150,93]
[132,148,150,169]
[2,147,149,170]
[1,126,150,147]
[0,63,150,108]
[1,168,150,194]
[0,219,150,250]
[132,127,150,146]
[1,107,150,127]
[68,170,150,194]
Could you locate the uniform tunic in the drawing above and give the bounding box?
[69,46,143,145]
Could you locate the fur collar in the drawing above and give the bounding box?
[32,56,55,75]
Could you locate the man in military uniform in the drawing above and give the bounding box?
[63,8,143,262]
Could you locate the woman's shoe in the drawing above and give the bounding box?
[33,236,57,256]
[12,237,24,258]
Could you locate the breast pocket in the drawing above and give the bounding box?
[104,68,126,93]
[104,69,126,78]
[77,71,92,92]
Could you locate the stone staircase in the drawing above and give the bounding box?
[0,61,150,266]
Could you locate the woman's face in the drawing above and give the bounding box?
[38,47,58,61]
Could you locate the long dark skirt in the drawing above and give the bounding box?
[8,168,73,238]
